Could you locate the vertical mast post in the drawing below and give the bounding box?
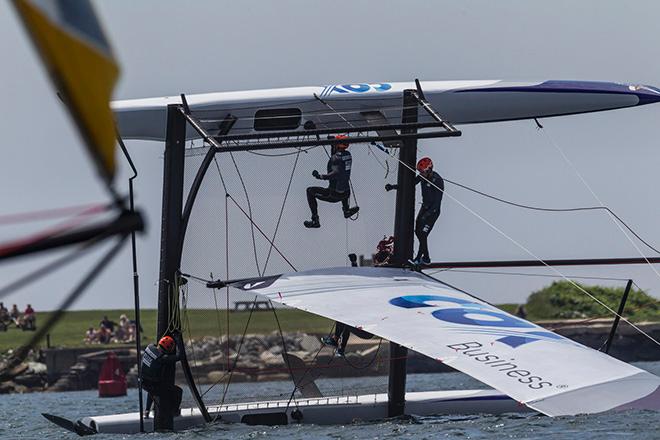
[388,90,418,417]
[604,279,633,354]
[155,104,186,431]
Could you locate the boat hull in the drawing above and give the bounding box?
[78,389,527,434]
[112,80,660,141]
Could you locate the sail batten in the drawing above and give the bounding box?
[230,266,660,416]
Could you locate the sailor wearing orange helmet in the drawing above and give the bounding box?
[141,333,183,419]
[304,134,360,228]
[386,156,444,264]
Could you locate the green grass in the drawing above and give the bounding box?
[5,284,656,353]
[0,309,333,352]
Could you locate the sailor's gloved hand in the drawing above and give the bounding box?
[385,183,395,192]
[312,170,322,179]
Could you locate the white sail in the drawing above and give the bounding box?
[231,266,660,417]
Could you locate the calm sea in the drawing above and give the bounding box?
[2,362,659,439]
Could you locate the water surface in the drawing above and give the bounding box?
[3,362,658,439]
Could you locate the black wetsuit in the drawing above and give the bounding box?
[415,171,444,261]
[141,343,183,417]
[333,322,374,352]
[307,149,352,217]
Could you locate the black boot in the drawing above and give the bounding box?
[343,206,359,218]
[304,215,320,228]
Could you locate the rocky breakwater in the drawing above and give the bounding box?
[0,350,48,394]
[47,349,137,392]
[179,332,452,385]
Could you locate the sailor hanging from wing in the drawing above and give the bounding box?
[386,157,444,264]
[304,134,360,228]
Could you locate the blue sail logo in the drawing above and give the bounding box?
[319,83,392,97]
[389,295,566,348]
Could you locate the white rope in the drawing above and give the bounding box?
[391,150,660,347]
[538,125,660,283]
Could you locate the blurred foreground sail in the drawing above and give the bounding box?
[13,0,119,187]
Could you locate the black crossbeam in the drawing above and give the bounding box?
[424,256,660,269]
[212,130,460,153]
[214,120,456,142]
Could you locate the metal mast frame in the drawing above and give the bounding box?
[155,87,462,428]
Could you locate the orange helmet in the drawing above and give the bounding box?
[416,157,433,173]
[158,335,176,353]
[335,134,349,150]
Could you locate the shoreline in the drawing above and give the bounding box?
[2,319,658,395]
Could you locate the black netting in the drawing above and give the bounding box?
[178,142,402,410]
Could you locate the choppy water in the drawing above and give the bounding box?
[2,362,659,439]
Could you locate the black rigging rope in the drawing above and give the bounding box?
[429,267,641,283]
[212,155,297,271]
[212,295,259,422]
[246,146,319,157]
[228,152,262,276]
[341,337,383,371]
[268,300,298,410]
[226,194,298,271]
[263,148,302,273]
[443,177,660,255]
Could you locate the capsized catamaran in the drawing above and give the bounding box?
[66,79,660,435]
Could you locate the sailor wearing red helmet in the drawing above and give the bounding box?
[386,156,444,264]
[304,134,360,228]
[141,333,184,419]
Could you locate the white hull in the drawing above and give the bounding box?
[113,80,660,141]
[81,389,527,434]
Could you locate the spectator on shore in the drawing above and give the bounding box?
[129,319,143,342]
[22,304,36,330]
[10,304,20,326]
[515,304,527,319]
[84,327,98,344]
[100,315,116,333]
[0,303,8,321]
[98,326,112,344]
[0,303,8,331]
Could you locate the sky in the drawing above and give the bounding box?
[1,0,660,311]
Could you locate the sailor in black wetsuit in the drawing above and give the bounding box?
[141,334,183,419]
[304,135,360,228]
[386,156,444,264]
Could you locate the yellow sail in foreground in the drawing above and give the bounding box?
[13,0,119,185]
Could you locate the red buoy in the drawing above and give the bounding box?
[98,351,127,397]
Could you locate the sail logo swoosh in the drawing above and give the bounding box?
[389,294,572,348]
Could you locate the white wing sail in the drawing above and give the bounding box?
[232,266,660,417]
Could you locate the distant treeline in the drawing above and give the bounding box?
[521,280,660,321]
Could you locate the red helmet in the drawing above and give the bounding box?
[335,134,349,150]
[416,157,433,172]
[158,335,176,353]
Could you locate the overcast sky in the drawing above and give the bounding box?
[2,0,660,312]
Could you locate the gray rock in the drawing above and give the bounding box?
[299,335,322,353]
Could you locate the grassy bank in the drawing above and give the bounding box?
[2,281,657,352]
[0,309,333,352]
